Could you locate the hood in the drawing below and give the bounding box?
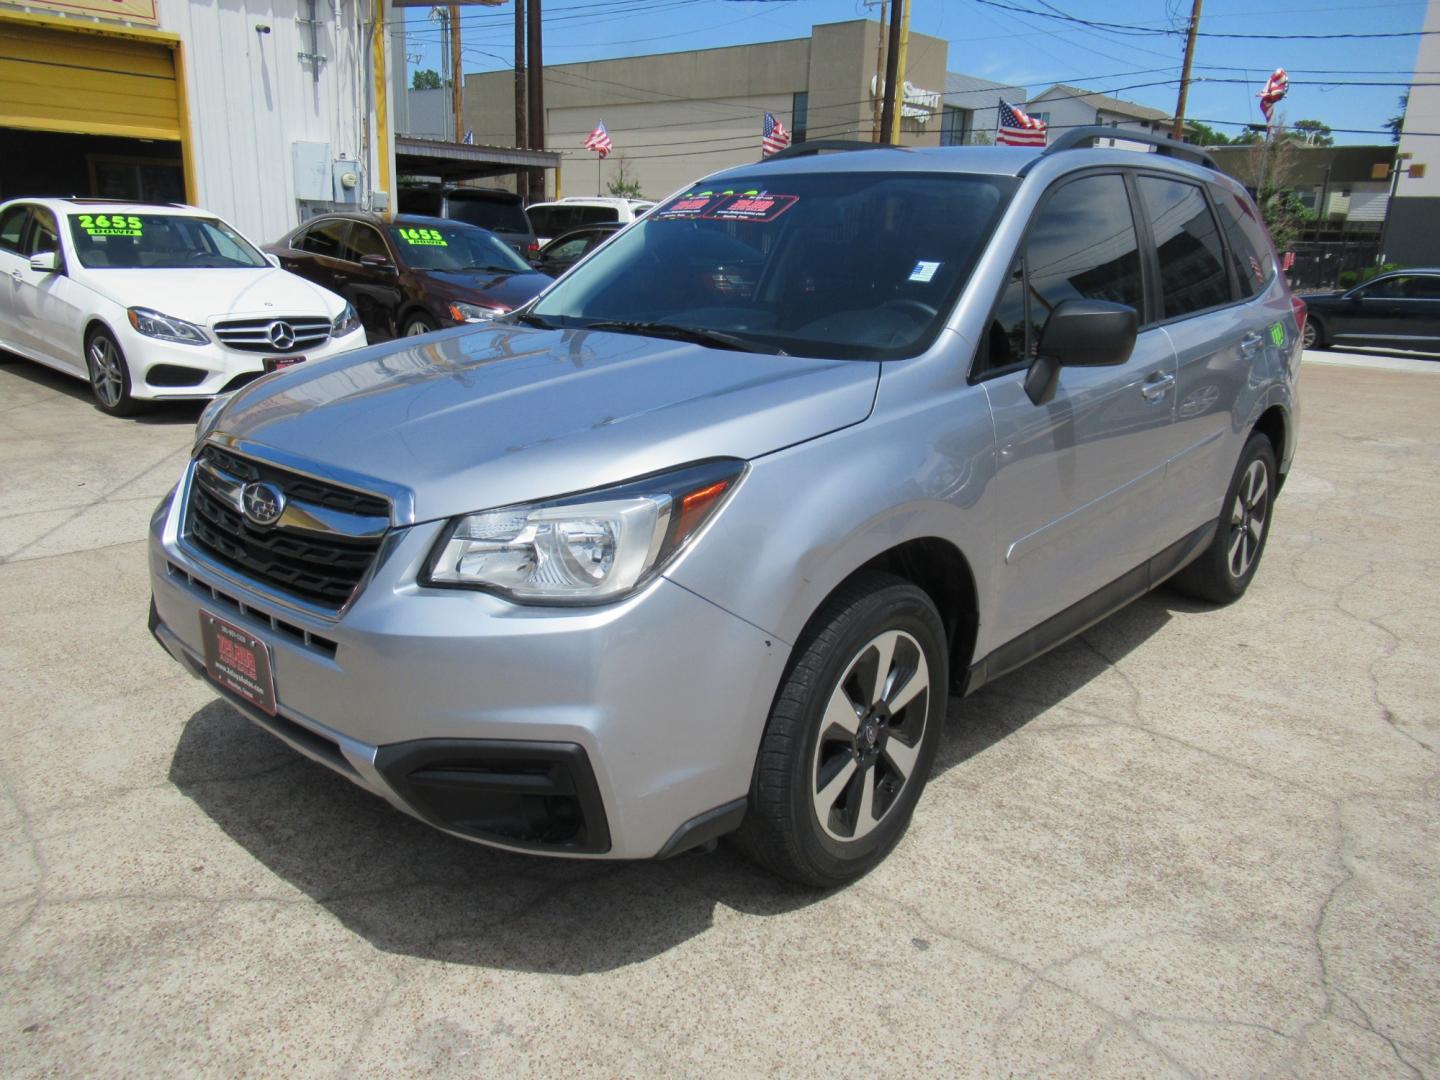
[84,267,342,322]
[420,269,553,310]
[211,324,880,521]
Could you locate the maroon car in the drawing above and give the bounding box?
[267,213,553,340]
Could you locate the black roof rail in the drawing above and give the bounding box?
[761,139,902,163]
[1022,126,1218,174]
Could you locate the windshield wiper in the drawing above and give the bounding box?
[511,311,554,329]
[582,321,786,355]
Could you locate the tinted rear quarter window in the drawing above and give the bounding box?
[1138,175,1229,319]
[1212,185,1275,297]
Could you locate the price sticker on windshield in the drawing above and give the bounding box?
[77,213,143,237]
[398,227,448,246]
[706,192,799,223]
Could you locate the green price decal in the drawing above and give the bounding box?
[77,213,143,237]
[1269,322,1285,347]
[399,227,447,246]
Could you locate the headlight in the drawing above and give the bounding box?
[425,459,745,603]
[449,301,506,323]
[127,307,209,346]
[332,302,362,337]
[193,391,233,449]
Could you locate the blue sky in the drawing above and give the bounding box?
[398,0,1428,144]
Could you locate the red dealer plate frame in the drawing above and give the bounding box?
[199,610,277,716]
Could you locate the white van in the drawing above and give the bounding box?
[525,197,655,245]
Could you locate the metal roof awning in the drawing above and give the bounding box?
[395,136,561,181]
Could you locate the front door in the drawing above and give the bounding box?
[978,172,1177,650]
[339,221,403,338]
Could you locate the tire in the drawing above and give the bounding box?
[1302,317,1330,350]
[1170,432,1278,604]
[735,571,948,887]
[85,328,139,417]
[402,313,438,337]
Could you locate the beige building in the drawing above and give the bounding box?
[406,20,1024,200]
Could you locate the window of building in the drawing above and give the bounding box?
[941,106,969,146]
[1031,111,1050,125]
[1137,175,1229,319]
[981,173,1142,373]
[792,92,808,144]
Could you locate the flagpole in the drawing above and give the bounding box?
[597,154,601,196]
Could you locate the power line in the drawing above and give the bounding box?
[971,0,1436,39]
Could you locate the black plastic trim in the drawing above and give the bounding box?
[760,139,900,162]
[374,738,612,854]
[963,519,1217,695]
[1025,126,1219,174]
[655,796,748,859]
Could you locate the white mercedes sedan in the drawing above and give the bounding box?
[0,198,366,416]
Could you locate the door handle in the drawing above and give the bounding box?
[10,269,21,283]
[1239,331,1264,356]
[1141,372,1175,403]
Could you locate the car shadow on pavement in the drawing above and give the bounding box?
[168,589,1185,974]
[0,350,205,425]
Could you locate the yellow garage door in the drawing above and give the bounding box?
[0,20,181,141]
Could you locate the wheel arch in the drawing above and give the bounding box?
[1252,404,1288,482]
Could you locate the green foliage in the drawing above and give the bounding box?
[605,157,645,199]
[1290,120,1334,147]
[1338,263,1403,289]
[1386,94,1408,144]
[411,69,443,91]
[1257,187,1308,252]
[1186,122,1232,146]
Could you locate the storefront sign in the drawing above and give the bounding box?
[12,0,159,25]
[870,77,944,124]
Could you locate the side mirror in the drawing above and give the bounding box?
[29,251,60,274]
[1024,299,1138,406]
[265,252,281,268]
[360,253,396,273]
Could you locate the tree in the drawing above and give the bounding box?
[1386,93,1408,143]
[1186,122,1232,146]
[1290,119,1333,147]
[606,156,644,199]
[411,68,443,91]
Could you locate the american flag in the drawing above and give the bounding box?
[762,112,791,157]
[996,100,1047,147]
[584,121,613,159]
[1258,69,1289,123]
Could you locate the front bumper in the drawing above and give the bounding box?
[147,477,785,859]
[121,324,367,401]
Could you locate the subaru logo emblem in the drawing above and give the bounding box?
[267,320,296,350]
[241,481,286,527]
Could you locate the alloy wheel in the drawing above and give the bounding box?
[1302,321,1317,350]
[1228,458,1269,578]
[88,336,125,408]
[811,629,930,842]
[405,320,431,336]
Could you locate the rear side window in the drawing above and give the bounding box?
[346,223,388,261]
[1402,275,1440,299]
[982,173,1143,373]
[1212,185,1275,297]
[0,206,29,253]
[1138,176,1229,319]
[572,205,619,226]
[299,219,349,258]
[527,205,574,237]
[446,195,530,234]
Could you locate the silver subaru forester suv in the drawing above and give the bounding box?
[149,130,1302,886]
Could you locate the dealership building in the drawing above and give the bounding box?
[407,19,1026,200]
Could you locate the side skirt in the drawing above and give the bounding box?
[962,519,1217,696]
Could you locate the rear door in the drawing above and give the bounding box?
[1396,274,1440,345]
[282,218,351,294]
[979,171,1178,648]
[0,204,32,354]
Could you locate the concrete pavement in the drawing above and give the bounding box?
[1,349,1436,1077]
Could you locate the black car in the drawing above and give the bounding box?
[1300,268,1440,352]
[267,213,552,340]
[531,224,621,276]
[394,185,538,261]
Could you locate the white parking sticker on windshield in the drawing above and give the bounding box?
[909,260,942,283]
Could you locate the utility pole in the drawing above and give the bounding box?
[514,0,526,156]
[871,0,888,142]
[888,0,910,145]
[1171,0,1203,140]
[449,4,463,143]
[526,0,544,201]
[878,0,902,143]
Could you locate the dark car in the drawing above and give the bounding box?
[394,185,538,261]
[532,224,621,276]
[1299,268,1440,352]
[267,213,553,339]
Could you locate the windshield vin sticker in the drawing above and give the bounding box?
[909,260,942,283]
[654,190,799,224]
[77,213,143,237]
[398,227,448,246]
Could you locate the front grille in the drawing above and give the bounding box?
[213,316,332,354]
[182,449,390,609]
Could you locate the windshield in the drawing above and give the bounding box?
[390,222,531,274]
[66,212,267,269]
[528,172,1014,360]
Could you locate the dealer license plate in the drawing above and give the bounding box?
[264,356,306,372]
[199,610,277,715]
